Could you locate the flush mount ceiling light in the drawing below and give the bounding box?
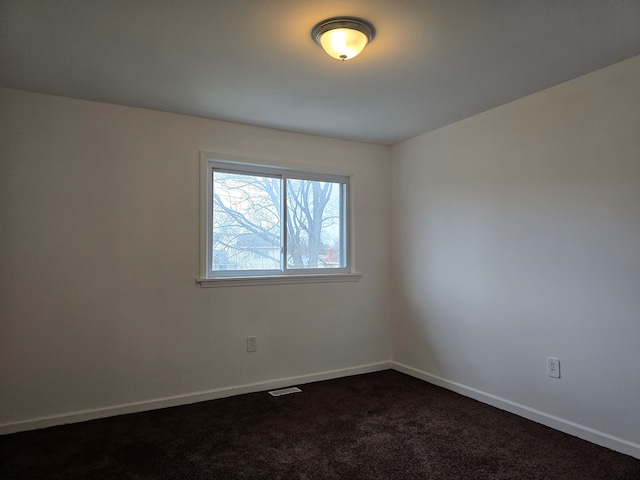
[311,17,375,61]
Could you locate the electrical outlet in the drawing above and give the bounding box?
[547,357,560,378]
[247,336,257,352]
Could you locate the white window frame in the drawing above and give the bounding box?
[198,152,360,287]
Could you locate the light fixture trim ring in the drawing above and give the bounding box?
[311,17,376,46]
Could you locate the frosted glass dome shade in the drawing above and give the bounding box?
[320,28,369,60]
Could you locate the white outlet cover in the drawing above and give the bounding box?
[548,357,560,378]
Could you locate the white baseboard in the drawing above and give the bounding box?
[392,361,640,460]
[4,360,639,460]
[0,361,392,435]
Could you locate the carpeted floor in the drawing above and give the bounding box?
[1,370,639,479]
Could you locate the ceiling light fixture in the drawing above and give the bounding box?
[311,17,375,61]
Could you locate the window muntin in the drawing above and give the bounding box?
[204,159,349,279]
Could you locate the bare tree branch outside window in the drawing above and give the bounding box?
[212,171,342,271]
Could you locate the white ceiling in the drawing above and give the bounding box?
[1,0,639,145]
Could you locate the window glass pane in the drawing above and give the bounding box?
[213,171,281,271]
[286,178,343,269]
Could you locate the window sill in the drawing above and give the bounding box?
[197,273,362,288]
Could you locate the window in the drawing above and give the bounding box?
[199,153,358,286]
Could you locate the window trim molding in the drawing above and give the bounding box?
[197,272,362,288]
[198,151,359,286]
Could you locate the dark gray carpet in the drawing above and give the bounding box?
[1,370,639,479]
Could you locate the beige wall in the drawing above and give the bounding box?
[0,89,392,426]
[392,56,640,450]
